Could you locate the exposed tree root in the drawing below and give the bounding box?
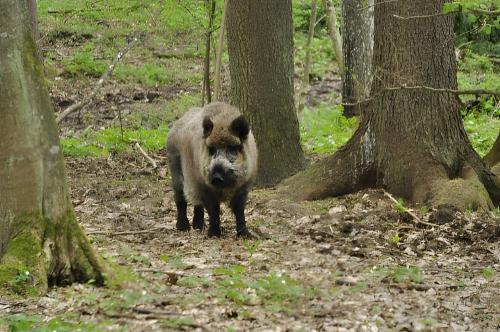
[0,210,107,297]
[279,126,499,211]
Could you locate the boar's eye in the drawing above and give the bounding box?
[228,145,243,155]
[208,146,216,156]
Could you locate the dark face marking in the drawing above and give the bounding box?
[230,115,250,141]
[203,116,214,138]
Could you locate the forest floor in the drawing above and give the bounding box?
[1,155,499,331]
[1,1,500,331]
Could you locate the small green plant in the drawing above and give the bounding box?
[395,199,406,213]
[243,239,262,260]
[388,234,401,246]
[481,266,494,281]
[160,254,190,270]
[177,276,210,288]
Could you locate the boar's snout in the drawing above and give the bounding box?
[209,164,236,188]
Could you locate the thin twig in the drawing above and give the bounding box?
[134,142,158,169]
[87,226,168,236]
[383,190,439,228]
[56,37,138,124]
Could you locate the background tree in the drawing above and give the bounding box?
[341,0,374,117]
[282,0,499,209]
[226,0,305,186]
[0,0,105,295]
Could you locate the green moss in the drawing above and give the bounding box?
[0,213,48,297]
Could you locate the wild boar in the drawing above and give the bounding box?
[166,102,258,237]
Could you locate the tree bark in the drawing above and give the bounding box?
[281,0,500,210]
[484,134,500,168]
[226,0,305,186]
[341,0,374,117]
[0,0,106,296]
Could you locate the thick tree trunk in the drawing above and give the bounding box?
[226,0,305,186]
[282,0,500,210]
[0,0,105,296]
[341,0,374,117]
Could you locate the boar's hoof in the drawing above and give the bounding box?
[207,226,222,237]
[192,220,205,230]
[176,220,190,231]
[237,229,254,239]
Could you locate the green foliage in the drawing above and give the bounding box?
[62,44,106,78]
[463,113,499,156]
[300,104,358,154]
[61,126,168,157]
[2,314,110,332]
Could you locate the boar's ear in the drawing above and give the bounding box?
[202,116,213,138]
[230,115,250,141]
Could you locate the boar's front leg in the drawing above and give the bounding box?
[230,188,253,238]
[203,196,221,237]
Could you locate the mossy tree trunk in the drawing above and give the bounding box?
[341,0,374,117]
[226,0,305,187]
[0,0,105,296]
[281,0,500,210]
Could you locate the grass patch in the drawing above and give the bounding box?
[300,104,358,154]
[463,113,499,156]
[61,126,168,157]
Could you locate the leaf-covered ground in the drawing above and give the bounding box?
[1,156,499,331]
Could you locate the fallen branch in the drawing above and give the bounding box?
[383,190,439,228]
[56,36,138,124]
[393,7,499,20]
[343,85,500,106]
[87,226,168,236]
[134,142,158,169]
[135,268,186,276]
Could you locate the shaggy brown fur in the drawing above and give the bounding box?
[167,102,258,237]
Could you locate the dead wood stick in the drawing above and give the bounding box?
[383,190,439,228]
[135,268,186,275]
[56,37,138,124]
[134,142,158,169]
[87,226,168,236]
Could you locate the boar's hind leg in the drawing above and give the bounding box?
[167,149,190,231]
[203,197,221,237]
[230,189,253,238]
[192,205,205,230]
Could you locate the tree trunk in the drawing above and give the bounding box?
[281,0,500,210]
[213,0,228,102]
[226,0,305,186]
[484,134,500,168]
[322,0,343,73]
[0,0,106,296]
[341,0,374,117]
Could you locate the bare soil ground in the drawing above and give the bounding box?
[2,154,498,331]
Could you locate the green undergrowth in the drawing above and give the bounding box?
[61,126,168,157]
[300,104,358,154]
[0,314,119,332]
